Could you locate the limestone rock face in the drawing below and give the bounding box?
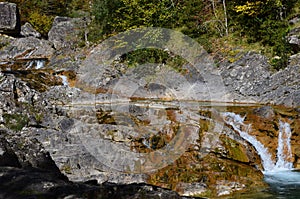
[0,2,20,35]
[253,106,275,120]
[220,52,300,107]
[48,16,87,51]
[1,12,300,197]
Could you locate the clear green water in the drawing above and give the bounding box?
[230,170,300,199]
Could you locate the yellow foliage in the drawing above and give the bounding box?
[234,0,283,16]
[234,1,262,16]
[28,11,54,36]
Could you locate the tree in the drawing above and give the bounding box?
[91,0,207,37]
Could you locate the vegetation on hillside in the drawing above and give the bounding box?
[89,0,300,69]
[3,0,300,69]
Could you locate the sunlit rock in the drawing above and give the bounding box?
[0,2,20,35]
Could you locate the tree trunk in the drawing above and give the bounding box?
[222,0,228,36]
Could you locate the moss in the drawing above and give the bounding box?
[199,109,212,118]
[199,119,210,132]
[61,164,72,174]
[147,152,264,197]
[195,190,212,198]
[3,113,29,131]
[18,189,40,196]
[35,113,44,124]
[221,135,249,163]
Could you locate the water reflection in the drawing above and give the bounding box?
[230,170,300,199]
[264,170,300,199]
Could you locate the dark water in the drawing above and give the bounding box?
[230,170,300,199]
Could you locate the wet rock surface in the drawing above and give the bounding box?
[0,166,194,199]
[0,36,54,61]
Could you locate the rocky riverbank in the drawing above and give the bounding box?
[0,2,300,198]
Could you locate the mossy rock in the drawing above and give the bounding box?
[220,135,249,163]
[3,113,29,131]
[147,151,264,197]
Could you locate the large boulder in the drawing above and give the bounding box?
[48,16,88,51]
[0,2,20,35]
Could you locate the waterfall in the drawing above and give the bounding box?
[59,75,69,86]
[222,112,293,172]
[26,59,45,69]
[35,60,45,69]
[275,121,293,170]
[222,112,275,171]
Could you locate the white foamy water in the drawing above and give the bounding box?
[59,75,69,86]
[26,59,45,69]
[222,112,275,171]
[222,112,294,172]
[274,121,293,170]
[35,60,45,69]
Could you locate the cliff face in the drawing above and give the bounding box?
[0,3,300,198]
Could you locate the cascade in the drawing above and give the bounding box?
[222,112,293,172]
[26,59,45,69]
[59,75,69,86]
[274,121,293,170]
[35,60,45,69]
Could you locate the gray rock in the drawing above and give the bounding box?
[0,2,20,35]
[176,182,207,196]
[20,22,41,38]
[219,52,300,107]
[289,16,300,25]
[253,106,275,119]
[98,182,191,199]
[48,16,87,51]
[287,27,300,53]
[220,52,271,102]
[0,36,54,61]
[289,53,300,66]
[0,135,21,167]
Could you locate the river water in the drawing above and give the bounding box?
[230,170,300,199]
[263,170,300,199]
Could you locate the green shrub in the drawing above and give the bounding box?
[28,11,54,37]
[3,113,29,131]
